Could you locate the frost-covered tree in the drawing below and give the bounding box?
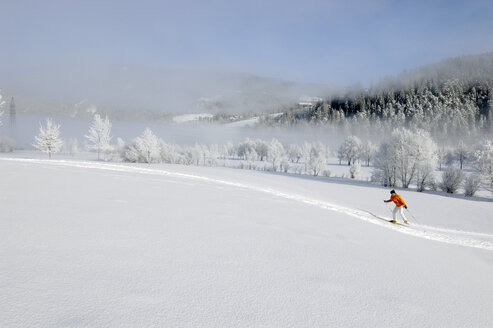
[373,128,436,189]
[199,144,209,165]
[341,135,362,165]
[362,141,378,167]
[454,141,469,170]
[125,128,161,163]
[33,118,63,159]
[85,114,113,160]
[208,144,219,167]
[255,139,269,161]
[267,139,284,171]
[159,141,181,164]
[237,138,256,160]
[245,148,258,169]
[307,142,327,176]
[0,90,5,126]
[473,139,493,187]
[394,129,436,188]
[337,145,345,165]
[287,144,302,163]
[301,142,312,173]
[183,144,201,166]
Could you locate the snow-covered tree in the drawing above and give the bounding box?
[0,90,5,126]
[308,142,327,176]
[267,139,284,171]
[237,138,256,160]
[473,139,493,187]
[362,141,378,167]
[245,148,258,170]
[85,114,113,160]
[372,142,398,187]
[301,142,312,173]
[33,118,63,159]
[341,135,362,165]
[337,145,345,165]
[125,128,162,163]
[309,151,325,176]
[208,144,219,167]
[159,141,180,164]
[454,141,469,170]
[372,128,436,189]
[183,144,201,166]
[255,139,269,161]
[287,144,302,163]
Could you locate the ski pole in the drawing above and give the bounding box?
[405,207,420,224]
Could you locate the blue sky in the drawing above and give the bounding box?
[1,0,493,86]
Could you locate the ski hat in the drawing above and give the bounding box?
[390,190,396,194]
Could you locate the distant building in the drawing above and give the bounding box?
[298,96,323,107]
[10,96,16,126]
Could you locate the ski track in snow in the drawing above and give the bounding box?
[3,157,493,251]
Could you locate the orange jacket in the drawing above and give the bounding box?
[385,193,406,207]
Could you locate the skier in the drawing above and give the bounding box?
[384,190,408,224]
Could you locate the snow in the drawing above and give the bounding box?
[172,113,213,123]
[1,154,492,327]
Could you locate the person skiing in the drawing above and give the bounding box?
[384,190,408,224]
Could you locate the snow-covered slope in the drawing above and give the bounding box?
[1,157,492,327]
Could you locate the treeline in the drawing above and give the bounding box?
[27,114,493,198]
[272,52,493,141]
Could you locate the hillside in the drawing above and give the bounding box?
[274,52,493,139]
[1,156,492,327]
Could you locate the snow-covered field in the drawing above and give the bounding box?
[1,154,492,327]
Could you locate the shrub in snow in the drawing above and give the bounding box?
[464,174,481,197]
[33,118,63,159]
[323,169,331,177]
[125,128,162,163]
[85,114,113,161]
[350,163,361,179]
[439,167,465,193]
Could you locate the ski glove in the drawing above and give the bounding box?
[404,205,408,209]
